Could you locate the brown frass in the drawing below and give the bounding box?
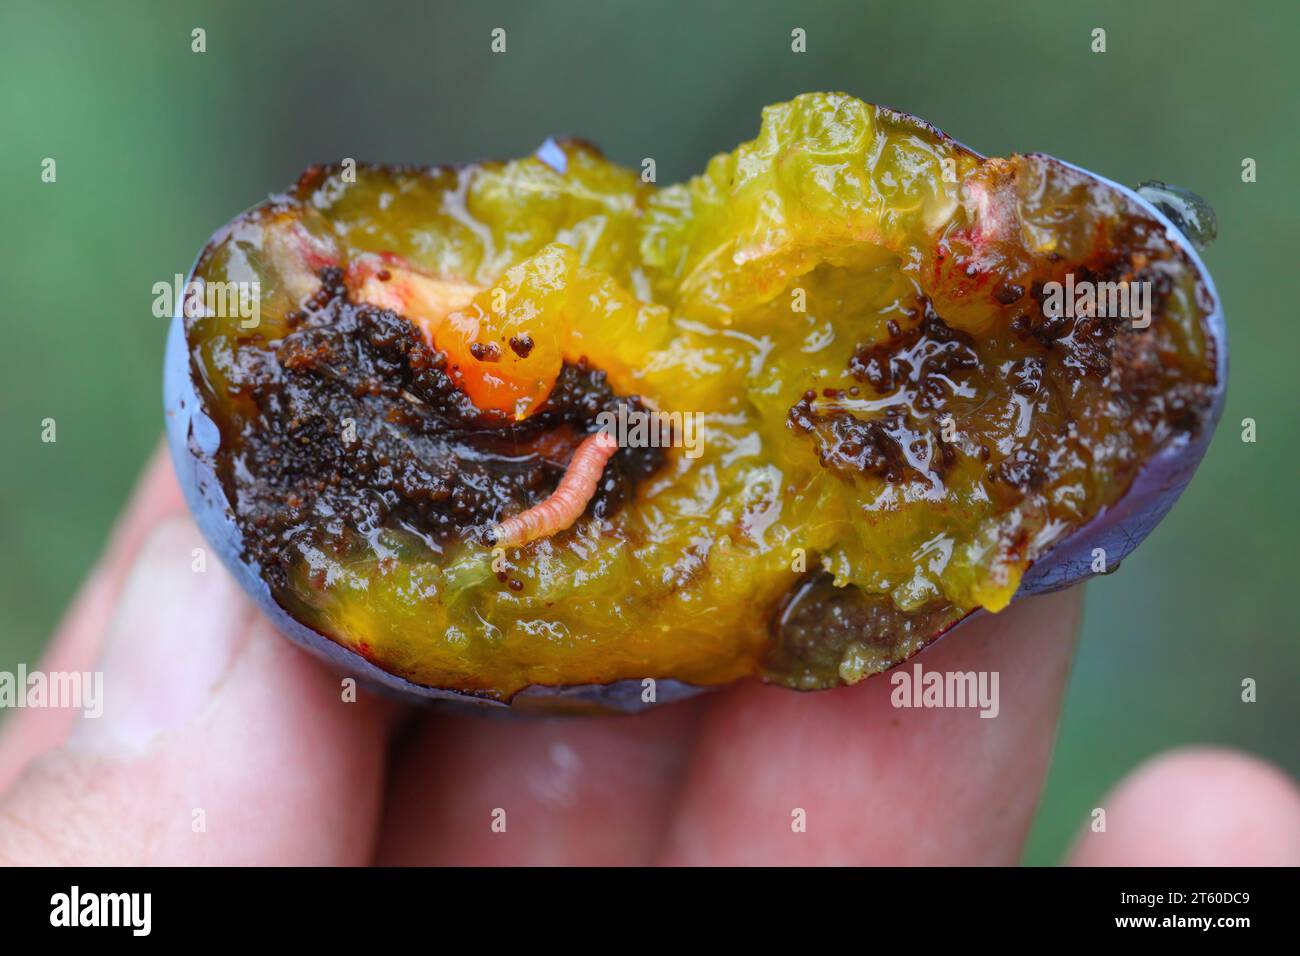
[211,268,665,589]
[786,248,1212,502]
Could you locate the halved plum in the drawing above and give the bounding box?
[164,93,1226,709]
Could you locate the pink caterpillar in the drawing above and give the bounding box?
[487,430,620,549]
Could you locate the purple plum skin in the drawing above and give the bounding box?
[163,153,1227,712]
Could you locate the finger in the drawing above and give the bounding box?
[375,699,702,865]
[657,587,1083,865]
[0,515,393,864]
[1068,746,1300,866]
[0,443,185,789]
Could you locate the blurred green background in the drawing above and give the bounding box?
[1,0,1295,863]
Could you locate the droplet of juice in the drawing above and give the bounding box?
[1137,180,1218,251]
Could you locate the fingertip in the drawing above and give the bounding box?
[377,700,701,866]
[0,509,396,864]
[69,514,250,756]
[658,587,1084,865]
[1069,746,1300,866]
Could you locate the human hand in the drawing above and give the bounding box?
[1,447,1296,865]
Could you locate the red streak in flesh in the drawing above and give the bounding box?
[489,430,620,548]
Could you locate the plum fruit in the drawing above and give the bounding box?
[164,93,1226,710]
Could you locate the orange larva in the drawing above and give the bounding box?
[488,430,620,549]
